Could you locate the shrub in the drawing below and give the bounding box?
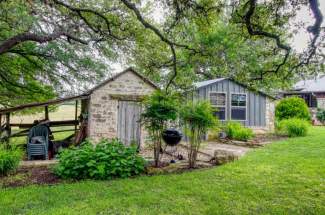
[276,118,310,137]
[225,122,254,141]
[179,101,218,168]
[275,97,310,121]
[141,90,179,167]
[0,146,22,176]
[54,139,146,180]
[316,109,325,124]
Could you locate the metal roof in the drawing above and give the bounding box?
[194,78,226,88]
[292,75,325,93]
[194,78,275,99]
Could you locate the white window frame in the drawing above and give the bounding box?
[230,93,247,121]
[209,91,227,121]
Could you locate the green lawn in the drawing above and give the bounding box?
[1,127,325,215]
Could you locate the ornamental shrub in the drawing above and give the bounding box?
[54,139,146,180]
[276,118,310,137]
[275,97,310,121]
[316,109,325,124]
[0,146,22,176]
[141,90,179,167]
[179,101,218,168]
[225,122,254,141]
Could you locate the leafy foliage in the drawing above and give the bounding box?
[179,100,217,168]
[0,0,135,106]
[141,90,179,167]
[276,118,310,137]
[275,97,311,121]
[54,139,146,180]
[0,146,22,176]
[1,0,324,107]
[224,122,254,141]
[316,109,325,124]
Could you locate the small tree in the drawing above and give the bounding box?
[179,101,218,168]
[316,109,325,125]
[275,97,311,121]
[141,90,178,167]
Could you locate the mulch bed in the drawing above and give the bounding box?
[218,133,287,147]
[1,159,215,188]
[0,166,61,188]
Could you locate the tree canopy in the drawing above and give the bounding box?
[0,0,324,106]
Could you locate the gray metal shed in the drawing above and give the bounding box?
[193,78,275,131]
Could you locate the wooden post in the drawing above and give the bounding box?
[0,114,2,136]
[74,100,78,134]
[45,105,49,120]
[5,113,11,147]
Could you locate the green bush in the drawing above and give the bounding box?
[0,146,22,176]
[141,90,179,167]
[276,118,310,137]
[275,97,310,121]
[54,139,146,180]
[225,122,254,141]
[316,109,325,124]
[179,101,218,168]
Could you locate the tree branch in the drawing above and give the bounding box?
[120,0,201,90]
[243,0,291,79]
[0,31,87,55]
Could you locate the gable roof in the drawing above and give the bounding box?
[194,78,275,99]
[87,67,158,93]
[291,75,325,93]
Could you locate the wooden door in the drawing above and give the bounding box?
[117,101,142,146]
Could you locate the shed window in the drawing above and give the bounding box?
[231,94,246,120]
[210,92,226,120]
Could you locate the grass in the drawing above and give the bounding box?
[0,127,325,214]
[11,103,79,124]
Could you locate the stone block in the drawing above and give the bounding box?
[214,149,239,165]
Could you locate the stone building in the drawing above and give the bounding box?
[0,68,157,152]
[83,68,157,145]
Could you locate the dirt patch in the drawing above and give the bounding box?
[251,133,287,144]
[0,166,61,188]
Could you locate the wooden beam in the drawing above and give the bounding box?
[3,128,79,139]
[109,94,145,101]
[74,100,78,135]
[0,95,89,114]
[45,105,49,120]
[10,120,79,129]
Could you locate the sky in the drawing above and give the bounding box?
[291,1,325,52]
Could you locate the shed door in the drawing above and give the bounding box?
[117,101,141,146]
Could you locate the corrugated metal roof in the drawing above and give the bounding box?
[194,78,226,88]
[293,75,325,92]
[194,78,276,99]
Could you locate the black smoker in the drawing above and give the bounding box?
[162,128,183,163]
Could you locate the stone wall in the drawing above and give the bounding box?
[317,98,325,109]
[265,97,275,132]
[88,70,155,143]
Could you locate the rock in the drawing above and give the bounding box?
[214,149,239,165]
